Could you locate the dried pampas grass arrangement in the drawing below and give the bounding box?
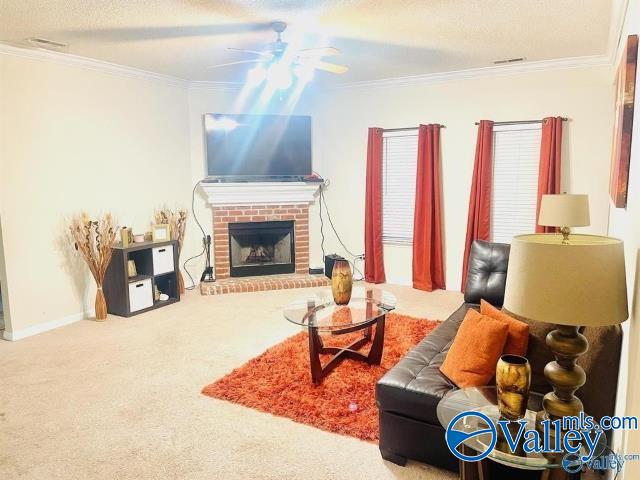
[69,213,117,321]
[154,207,188,294]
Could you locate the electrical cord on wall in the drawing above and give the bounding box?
[316,176,365,281]
[183,179,209,290]
[318,186,326,261]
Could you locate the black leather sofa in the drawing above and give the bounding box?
[375,240,622,472]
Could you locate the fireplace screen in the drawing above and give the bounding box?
[228,220,295,277]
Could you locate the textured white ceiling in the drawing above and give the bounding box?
[0,0,616,84]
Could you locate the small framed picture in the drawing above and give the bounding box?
[151,223,170,242]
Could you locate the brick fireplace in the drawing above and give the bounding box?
[199,182,329,295]
[212,204,309,279]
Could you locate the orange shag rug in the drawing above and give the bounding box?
[202,312,439,442]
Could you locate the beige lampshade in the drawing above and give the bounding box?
[538,194,590,227]
[504,234,628,327]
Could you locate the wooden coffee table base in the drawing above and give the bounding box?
[308,314,386,385]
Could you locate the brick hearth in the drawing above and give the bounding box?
[199,273,329,295]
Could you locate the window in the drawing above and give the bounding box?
[491,123,542,243]
[382,131,418,243]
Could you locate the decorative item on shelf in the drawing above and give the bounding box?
[133,234,145,243]
[159,293,169,301]
[538,193,590,244]
[331,259,353,305]
[127,260,137,278]
[151,223,170,242]
[68,212,117,321]
[504,234,628,423]
[121,227,132,247]
[496,354,531,421]
[154,208,188,294]
[154,284,161,301]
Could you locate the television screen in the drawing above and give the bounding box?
[205,114,312,178]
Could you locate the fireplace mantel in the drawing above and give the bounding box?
[200,181,321,207]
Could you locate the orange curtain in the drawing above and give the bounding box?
[364,127,386,283]
[412,124,445,291]
[536,117,563,233]
[461,120,494,291]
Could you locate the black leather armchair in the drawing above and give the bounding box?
[375,240,621,472]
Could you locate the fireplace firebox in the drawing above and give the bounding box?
[228,221,295,277]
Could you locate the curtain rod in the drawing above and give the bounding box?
[383,125,446,132]
[474,118,569,126]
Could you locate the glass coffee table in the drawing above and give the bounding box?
[283,288,396,384]
[437,387,607,479]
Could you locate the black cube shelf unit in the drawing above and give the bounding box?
[104,240,180,317]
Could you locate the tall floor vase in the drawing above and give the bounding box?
[68,213,117,323]
[95,286,108,321]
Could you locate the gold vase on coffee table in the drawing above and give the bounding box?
[331,259,353,305]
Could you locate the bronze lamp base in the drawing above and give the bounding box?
[542,324,588,420]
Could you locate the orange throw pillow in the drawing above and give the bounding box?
[440,309,509,388]
[480,300,530,356]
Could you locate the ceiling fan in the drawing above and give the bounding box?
[207,21,348,75]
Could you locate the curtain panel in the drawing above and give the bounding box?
[364,127,386,283]
[536,116,563,233]
[412,124,446,291]
[461,120,494,291]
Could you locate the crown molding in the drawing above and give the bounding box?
[607,0,631,66]
[0,43,249,92]
[330,54,614,90]
[1,42,616,94]
[0,43,192,88]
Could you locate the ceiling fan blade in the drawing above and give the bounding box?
[295,47,340,57]
[1,39,68,52]
[227,47,274,57]
[206,59,262,69]
[313,61,349,74]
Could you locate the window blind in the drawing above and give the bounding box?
[382,131,418,244]
[491,123,542,244]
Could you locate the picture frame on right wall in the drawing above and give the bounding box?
[610,34,638,209]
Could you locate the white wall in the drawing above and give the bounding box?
[0,52,192,339]
[311,66,615,288]
[607,0,640,474]
[0,48,619,341]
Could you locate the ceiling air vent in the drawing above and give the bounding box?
[27,37,69,50]
[493,57,526,65]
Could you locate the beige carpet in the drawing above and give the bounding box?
[0,283,462,480]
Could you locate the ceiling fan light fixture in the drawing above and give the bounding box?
[247,65,267,85]
[267,62,292,90]
[293,64,314,83]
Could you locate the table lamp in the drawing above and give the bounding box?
[538,194,590,244]
[504,234,627,420]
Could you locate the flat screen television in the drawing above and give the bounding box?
[205,113,312,180]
